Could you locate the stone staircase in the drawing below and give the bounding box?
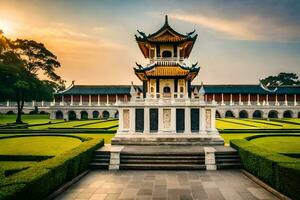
[215,151,243,169]
[119,152,206,170]
[89,150,110,170]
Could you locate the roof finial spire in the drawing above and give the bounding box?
[165,15,168,25]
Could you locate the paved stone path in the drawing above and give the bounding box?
[55,170,277,200]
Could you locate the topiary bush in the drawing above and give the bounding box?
[0,136,104,200]
[230,139,300,200]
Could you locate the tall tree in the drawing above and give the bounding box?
[261,72,300,86]
[0,31,65,123]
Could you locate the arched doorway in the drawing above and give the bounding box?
[55,111,63,119]
[92,111,99,119]
[225,110,235,118]
[102,111,110,119]
[215,110,221,118]
[68,111,77,120]
[283,110,293,118]
[268,110,278,118]
[253,110,262,118]
[162,50,172,57]
[81,111,88,120]
[298,112,300,118]
[6,110,14,114]
[114,111,119,119]
[239,110,248,118]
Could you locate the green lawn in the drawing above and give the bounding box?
[220,133,259,145]
[78,120,118,128]
[0,136,82,156]
[29,119,101,129]
[216,119,257,129]
[0,114,63,125]
[250,136,300,154]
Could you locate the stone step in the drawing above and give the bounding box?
[89,163,109,169]
[121,155,204,160]
[216,158,241,163]
[92,155,110,159]
[120,163,206,170]
[216,163,243,169]
[91,158,110,163]
[120,159,205,164]
[215,154,240,158]
[121,152,205,156]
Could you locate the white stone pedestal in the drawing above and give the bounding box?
[109,146,124,170]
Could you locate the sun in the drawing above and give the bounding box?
[0,19,14,35]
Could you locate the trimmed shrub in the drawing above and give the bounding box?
[0,137,104,200]
[230,139,300,200]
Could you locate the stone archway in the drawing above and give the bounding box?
[239,110,248,118]
[215,110,221,118]
[225,110,235,118]
[80,111,88,120]
[283,110,293,118]
[55,111,63,119]
[92,111,99,119]
[114,111,119,119]
[102,110,110,119]
[253,110,262,118]
[68,110,77,120]
[268,110,278,119]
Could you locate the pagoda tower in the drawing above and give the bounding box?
[112,15,223,145]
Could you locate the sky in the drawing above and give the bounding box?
[0,0,299,86]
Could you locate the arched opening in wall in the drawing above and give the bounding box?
[92,111,99,119]
[55,111,63,119]
[225,110,235,118]
[268,110,278,119]
[298,112,300,118]
[163,86,171,97]
[215,111,221,118]
[68,111,77,120]
[81,111,88,120]
[239,110,248,118]
[6,111,14,114]
[102,111,110,119]
[253,110,262,118]
[114,111,119,119]
[283,110,293,118]
[162,50,172,58]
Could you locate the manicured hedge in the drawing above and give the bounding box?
[0,137,104,200]
[230,139,300,199]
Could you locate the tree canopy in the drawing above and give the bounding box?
[261,72,300,86]
[0,31,65,123]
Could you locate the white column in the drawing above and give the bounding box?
[177,46,180,62]
[212,94,215,103]
[171,108,176,133]
[32,100,35,107]
[285,94,288,106]
[61,95,64,106]
[143,107,150,134]
[184,107,191,134]
[275,94,279,106]
[97,94,100,106]
[266,94,269,106]
[6,100,9,107]
[41,101,44,107]
[199,108,206,133]
[257,94,260,105]
[70,95,73,106]
[53,98,55,105]
[247,94,251,105]
[106,94,109,105]
[239,93,242,105]
[294,94,298,106]
[221,93,225,105]
[158,108,163,133]
[79,95,82,106]
[116,94,118,103]
[230,94,233,105]
[89,95,91,106]
[129,108,135,133]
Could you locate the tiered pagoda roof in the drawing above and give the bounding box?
[135,15,198,58]
[134,63,200,81]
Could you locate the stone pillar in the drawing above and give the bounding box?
[70,95,73,106]
[143,107,150,134]
[32,100,35,107]
[211,108,217,132]
[116,94,118,103]
[61,95,64,106]
[204,147,216,170]
[129,108,135,133]
[88,95,91,106]
[221,93,225,105]
[275,94,279,106]
[247,94,251,105]
[41,101,44,107]
[79,95,82,106]
[257,94,260,105]
[285,94,288,106]
[171,107,176,133]
[106,94,109,105]
[266,94,269,106]
[230,94,233,105]
[109,146,124,170]
[97,94,100,106]
[184,107,191,134]
[6,100,9,107]
[212,94,215,103]
[294,94,298,106]
[199,108,206,134]
[158,107,163,133]
[239,93,242,105]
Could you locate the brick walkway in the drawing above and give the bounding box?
[55,170,277,200]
